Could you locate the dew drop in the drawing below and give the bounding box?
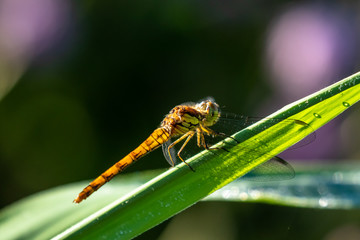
[332,172,343,183]
[249,190,261,199]
[221,189,232,199]
[343,101,350,107]
[313,113,321,118]
[239,192,248,201]
[318,198,329,207]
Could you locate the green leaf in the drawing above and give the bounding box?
[206,163,360,209]
[2,164,360,240]
[1,72,360,239]
[0,172,158,240]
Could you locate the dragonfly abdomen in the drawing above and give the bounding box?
[73,127,170,203]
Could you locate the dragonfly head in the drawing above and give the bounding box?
[196,99,220,126]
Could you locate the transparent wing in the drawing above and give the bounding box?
[162,137,295,181]
[162,139,177,167]
[162,134,203,167]
[161,113,315,181]
[241,156,295,181]
[215,113,316,150]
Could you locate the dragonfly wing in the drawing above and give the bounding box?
[216,113,316,150]
[242,156,295,181]
[162,139,178,167]
[161,113,312,181]
[162,134,211,167]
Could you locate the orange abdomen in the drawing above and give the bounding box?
[73,127,170,203]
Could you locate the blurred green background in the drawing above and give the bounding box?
[1,0,360,239]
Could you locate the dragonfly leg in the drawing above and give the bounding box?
[196,127,205,148]
[167,131,195,171]
[195,127,227,151]
[176,132,196,172]
[196,126,230,152]
[201,125,239,144]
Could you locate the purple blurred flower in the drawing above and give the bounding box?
[0,0,74,99]
[0,0,72,60]
[265,5,355,100]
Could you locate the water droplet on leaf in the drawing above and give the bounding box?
[313,113,321,118]
[342,101,350,107]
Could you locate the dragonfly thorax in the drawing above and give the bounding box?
[160,99,220,136]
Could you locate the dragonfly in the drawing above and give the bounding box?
[73,97,309,203]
